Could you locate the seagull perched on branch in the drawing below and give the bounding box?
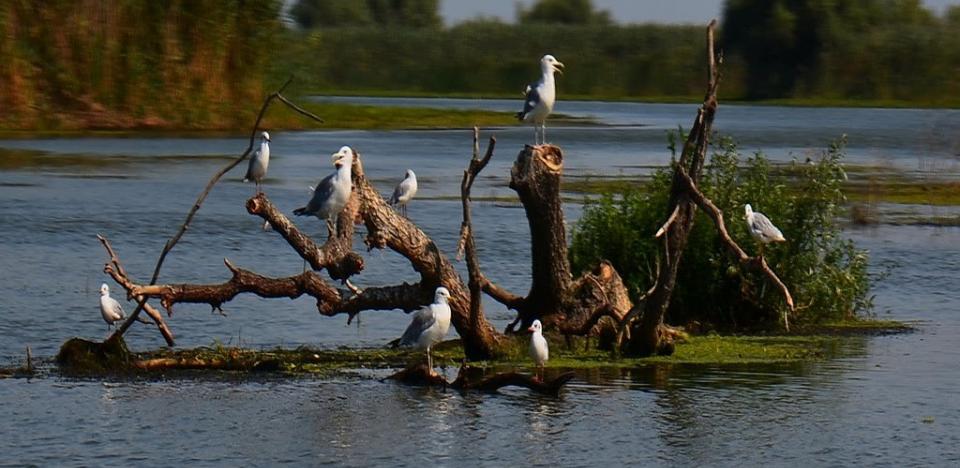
[396,287,452,370]
[99,283,148,330]
[517,54,564,145]
[745,204,785,257]
[293,146,354,234]
[388,169,418,218]
[243,131,271,193]
[528,319,549,381]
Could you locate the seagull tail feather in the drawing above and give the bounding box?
[516,111,525,121]
[292,207,308,216]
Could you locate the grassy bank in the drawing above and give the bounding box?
[0,102,538,135]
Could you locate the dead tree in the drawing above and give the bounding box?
[620,20,795,356]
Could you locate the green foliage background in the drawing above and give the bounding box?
[1,0,958,130]
[0,0,281,130]
[569,137,872,330]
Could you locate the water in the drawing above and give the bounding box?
[1,100,959,465]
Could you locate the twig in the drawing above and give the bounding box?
[111,77,322,340]
[655,206,680,238]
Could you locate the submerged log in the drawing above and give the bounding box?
[387,363,575,396]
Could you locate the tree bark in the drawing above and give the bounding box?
[509,144,572,327]
[108,152,502,360]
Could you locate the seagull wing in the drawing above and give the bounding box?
[243,147,262,181]
[109,297,125,321]
[517,84,541,120]
[751,212,784,241]
[398,306,436,347]
[388,180,404,205]
[294,172,337,216]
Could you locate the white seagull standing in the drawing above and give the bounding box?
[528,319,549,381]
[99,283,125,330]
[98,283,148,330]
[517,54,564,145]
[243,131,271,193]
[293,146,354,234]
[745,204,786,257]
[397,287,452,370]
[388,169,418,218]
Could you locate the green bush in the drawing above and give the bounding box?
[570,135,871,331]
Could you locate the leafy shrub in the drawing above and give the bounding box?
[570,135,871,331]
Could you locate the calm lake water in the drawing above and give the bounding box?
[1,99,959,466]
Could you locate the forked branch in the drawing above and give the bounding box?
[112,77,324,341]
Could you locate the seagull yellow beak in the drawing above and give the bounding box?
[331,153,343,168]
[554,61,565,75]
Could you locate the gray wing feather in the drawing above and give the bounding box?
[388,182,403,205]
[517,84,541,120]
[751,212,775,232]
[110,298,125,321]
[296,172,337,216]
[398,306,435,346]
[752,213,783,238]
[243,147,261,181]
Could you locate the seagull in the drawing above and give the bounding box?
[293,146,354,235]
[388,169,418,218]
[397,287,452,370]
[99,283,149,330]
[745,204,786,257]
[243,131,271,193]
[516,54,564,145]
[528,319,549,381]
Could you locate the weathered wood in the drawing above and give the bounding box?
[110,77,323,342]
[458,128,499,331]
[111,151,501,360]
[351,154,501,360]
[510,144,573,327]
[624,22,721,357]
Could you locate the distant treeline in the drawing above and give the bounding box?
[273,22,710,98]
[722,0,960,102]
[0,1,280,130]
[2,0,959,131]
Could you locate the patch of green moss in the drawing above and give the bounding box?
[54,320,909,377]
[56,336,131,375]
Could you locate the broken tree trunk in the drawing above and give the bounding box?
[456,137,634,339]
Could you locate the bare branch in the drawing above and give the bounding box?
[97,235,175,346]
[655,206,680,238]
[675,168,795,327]
[112,77,323,340]
[459,127,515,328]
[246,193,363,280]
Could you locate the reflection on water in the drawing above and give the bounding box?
[0,103,959,465]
